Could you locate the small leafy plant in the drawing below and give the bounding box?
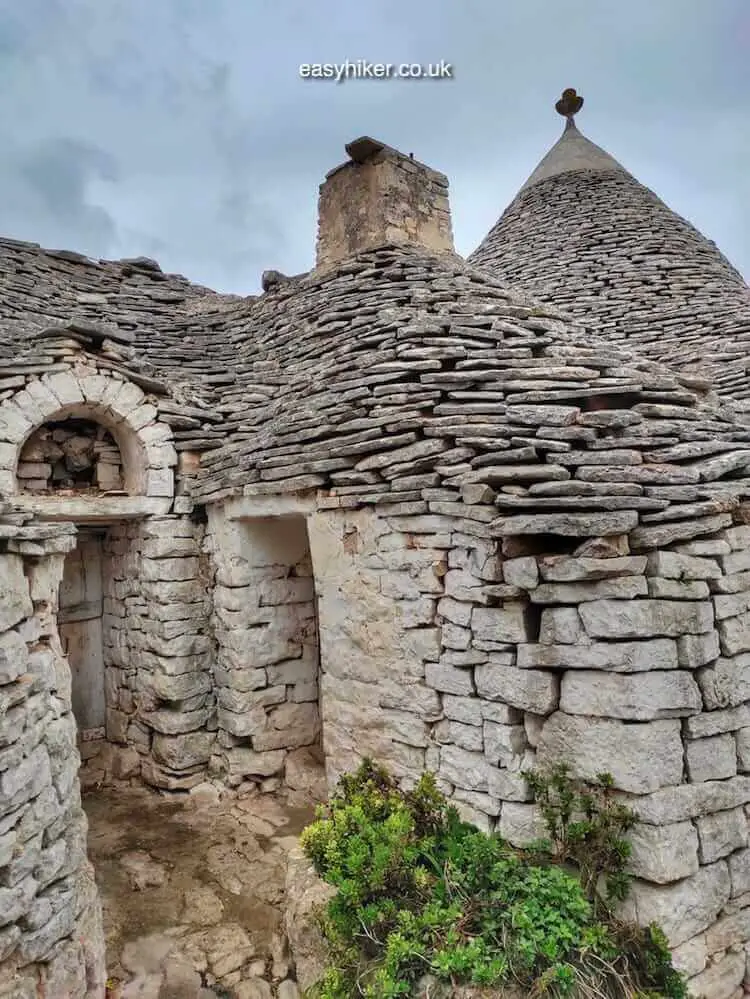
[299,759,686,999]
[523,764,638,910]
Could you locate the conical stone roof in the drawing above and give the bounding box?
[469,93,750,411]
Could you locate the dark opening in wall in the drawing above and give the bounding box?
[502,533,579,557]
[579,392,641,412]
[17,419,124,494]
[523,602,543,643]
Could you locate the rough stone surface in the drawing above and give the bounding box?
[284,846,335,995]
[537,713,684,793]
[3,112,750,995]
[617,862,731,947]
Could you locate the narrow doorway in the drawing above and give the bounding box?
[59,530,107,750]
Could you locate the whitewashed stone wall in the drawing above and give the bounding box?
[102,516,215,789]
[306,505,750,997]
[207,510,320,788]
[0,514,105,997]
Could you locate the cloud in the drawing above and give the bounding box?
[0,0,746,292]
[3,138,118,252]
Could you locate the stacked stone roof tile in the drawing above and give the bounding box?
[0,236,252,451]
[192,244,750,547]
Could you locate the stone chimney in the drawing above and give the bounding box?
[315,137,455,270]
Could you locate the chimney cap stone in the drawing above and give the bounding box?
[344,136,387,163]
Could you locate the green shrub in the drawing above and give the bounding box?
[299,760,687,999]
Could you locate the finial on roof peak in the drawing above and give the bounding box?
[555,88,584,120]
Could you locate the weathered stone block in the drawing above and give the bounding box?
[226,748,285,777]
[616,861,730,947]
[0,630,29,685]
[677,629,720,668]
[627,820,699,884]
[670,935,707,979]
[647,578,710,600]
[720,549,750,575]
[696,807,748,864]
[379,680,441,717]
[646,550,721,580]
[728,846,750,897]
[443,569,486,602]
[687,950,745,999]
[518,638,678,672]
[440,623,472,651]
[685,703,750,738]
[579,599,713,639]
[502,557,538,589]
[497,802,546,846]
[483,722,525,766]
[0,555,33,632]
[538,555,646,582]
[704,905,750,953]
[560,670,701,720]
[475,661,558,714]
[698,654,750,709]
[253,702,320,752]
[436,597,472,628]
[630,777,750,824]
[532,577,647,604]
[487,767,533,802]
[438,745,491,793]
[141,706,210,735]
[686,733,738,783]
[267,659,316,686]
[472,606,530,643]
[218,705,268,738]
[539,607,585,644]
[736,727,750,772]
[152,731,215,770]
[718,611,750,656]
[480,702,522,724]
[434,719,483,752]
[425,662,474,696]
[714,590,750,621]
[214,665,268,693]
[441,695,482,726]
[537,713,683,793]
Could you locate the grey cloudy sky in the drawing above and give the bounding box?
[0,0,747,294]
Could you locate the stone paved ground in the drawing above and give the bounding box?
[82,769,324,999]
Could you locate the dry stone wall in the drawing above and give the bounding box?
[102,515,215,790]
[307,507,445,787]
[306,503,750,996]
[206,510,320,789]
[0,512,105,998]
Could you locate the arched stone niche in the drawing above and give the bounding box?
[18,416,125,494]
[0,369,177,503]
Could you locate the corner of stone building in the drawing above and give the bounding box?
[0,513,106,998]
[314,136,455,271]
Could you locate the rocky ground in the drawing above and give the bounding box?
[82,753,326,999]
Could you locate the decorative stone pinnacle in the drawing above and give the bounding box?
[555,87,584,119]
